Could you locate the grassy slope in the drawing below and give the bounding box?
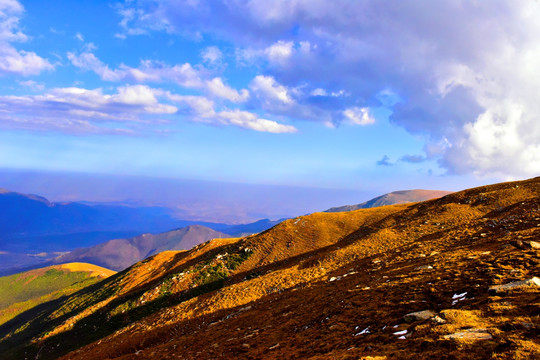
[1,177,540,359]
[0,264,115,326]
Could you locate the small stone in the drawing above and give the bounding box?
[431,316,446,325]
[489,277,540,294]
[525,241,540,249]
[404,310,436,322]
[242,343,250,349]
[443,329,493,341]
[415,265,433,271]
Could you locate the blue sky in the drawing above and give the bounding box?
[0,0,538,201]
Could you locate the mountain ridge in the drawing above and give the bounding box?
[52,225,230,271]
[325,189,452,212]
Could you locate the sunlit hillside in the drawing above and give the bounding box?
[0,177,539,359]
[0,263,115,326]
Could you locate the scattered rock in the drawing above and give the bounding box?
[511,240,540,250]
[414,265,433,270]
[431,316,446,325]
[452,292,467,305]
[353,326,370,336]
[488,277,540,294]
[404,310,436,322]
[526,240,540,249]
[242,343,250,349]
[443,329,493,341]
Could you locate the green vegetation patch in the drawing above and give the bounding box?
[192,247,253,287]
[0,268,108,326]
[0,268,93,311]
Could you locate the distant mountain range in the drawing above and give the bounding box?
[0,187,195,248]
[324,189,452,212]
[53,225,230,271]
[1,177,538,359]
[0,188,285,274]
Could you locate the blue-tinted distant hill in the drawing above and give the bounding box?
[0,188,201,249]
[0,188,285,274]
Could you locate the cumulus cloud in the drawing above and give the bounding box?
[250,75,293,106]
[68,52,205,87]
[201,46,223,65]
[264,40,294,65]
[206,77,249,103]
[342,107,375,126]
[167,93,296,133]
[0,0,53,76]
[0,85,177,134]
[114,0,540,179]
[68,50,253,104]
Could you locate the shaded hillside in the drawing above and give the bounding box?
[0,263,115,326]
[1,178,539,359]
[53,225,230,271]
[325,189,451,212]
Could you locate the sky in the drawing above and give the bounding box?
[0,0,539,212]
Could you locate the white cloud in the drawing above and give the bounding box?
[75,32,84,41]
[68,51,253,103]
[201,46,223,65]
[250,75,292,105]
[0,85,177,134]
[18,79,44,91]
[0,0,53,76]
[68,51,205,86]
[114,0,540,178]
[310,88,327,96]
[206,77,249,103]
[264,40,294,64]
[167,93,296,133]
[217,109,297,133]
[343,107,375,126]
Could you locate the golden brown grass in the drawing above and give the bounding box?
[2,177,540,360]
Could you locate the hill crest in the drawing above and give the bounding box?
[325,189,452,212]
